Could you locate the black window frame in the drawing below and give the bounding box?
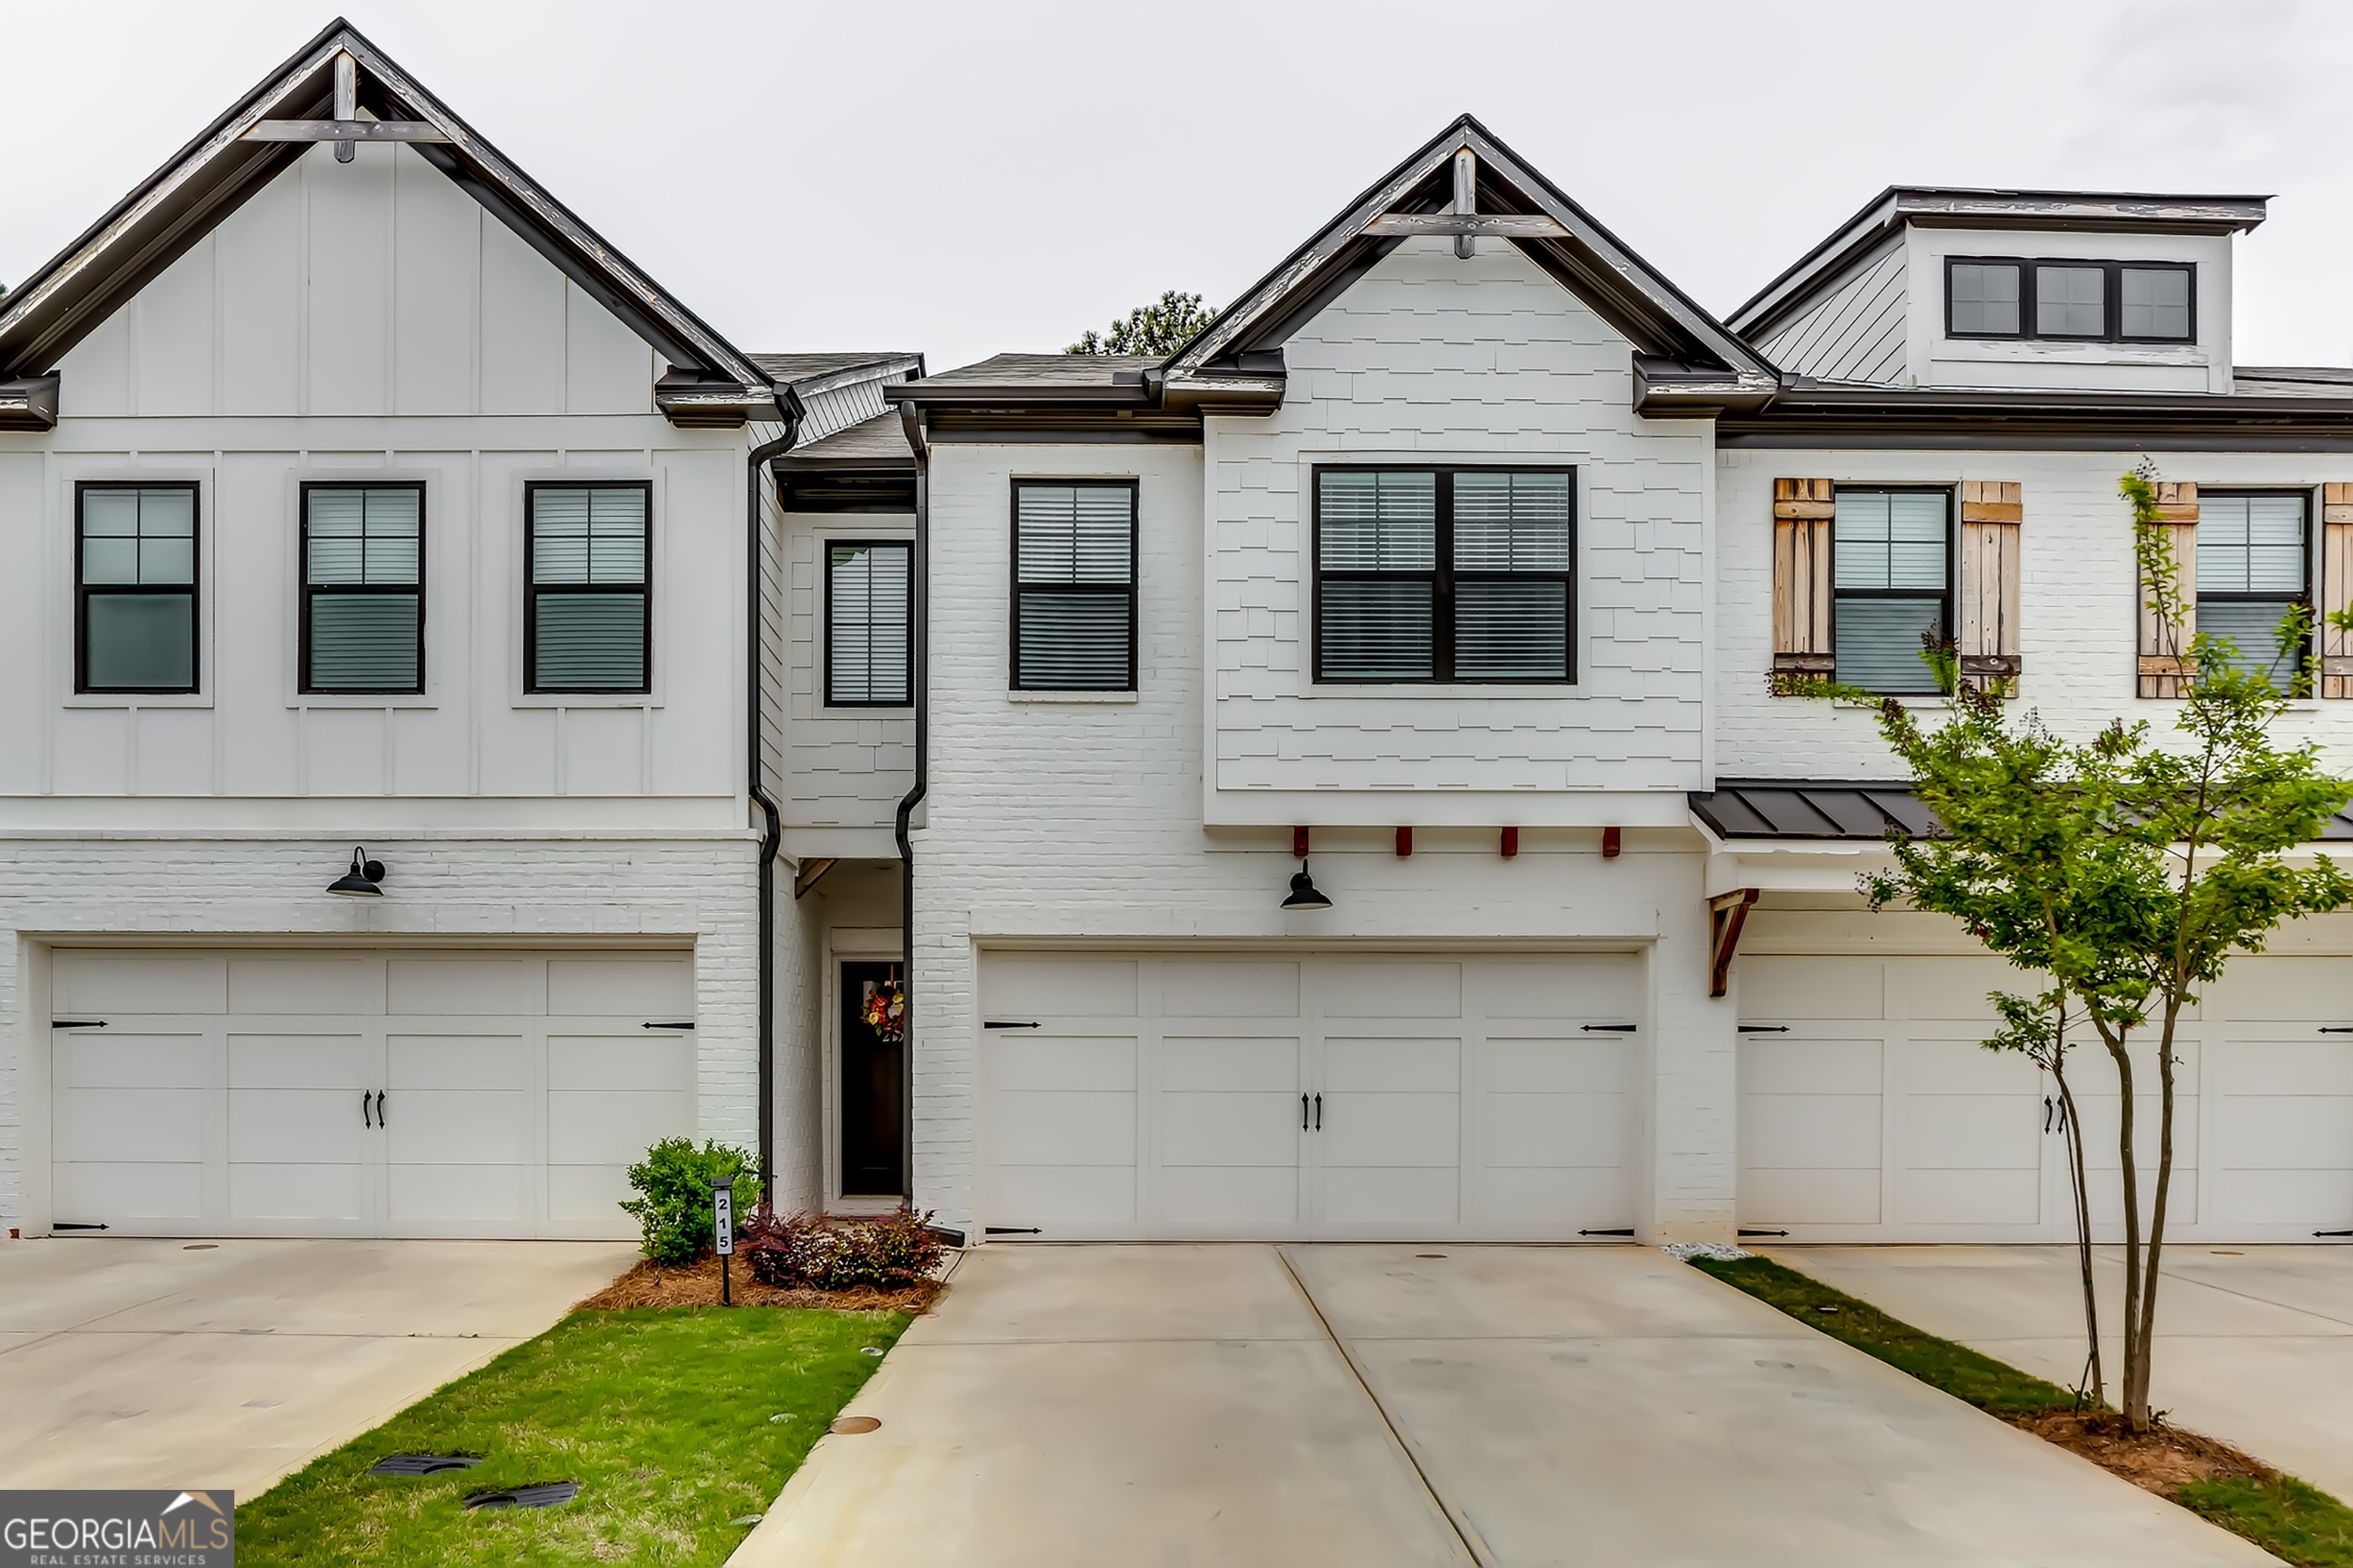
[74,480,201,696]
[823,536,915,709]
[1830,484,1956,696]
[1945,256,2198,344]
[1311,463,1578,685]
[2193,488,2313,689]
[298,480,427,696]
[1008,477,1139,693]
[523,479,654,695]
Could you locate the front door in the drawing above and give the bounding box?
[840,961,905,1196]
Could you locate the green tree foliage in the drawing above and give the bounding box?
[618,1137,763,1267]
[1798,466,2353,1431]
[1066,290,1217,357]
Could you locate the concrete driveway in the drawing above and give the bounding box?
[736,1243,2275,1567]
[1772,1244,2353,1500]
[0,1236,636,1498]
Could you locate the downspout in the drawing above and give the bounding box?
[894,401,931,1206]
[747,400,800,1198]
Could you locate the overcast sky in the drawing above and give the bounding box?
[5,1,2347,374]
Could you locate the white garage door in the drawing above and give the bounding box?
[976,952,1641,1241]
[1738,953,2353,1243]
[50,949,696,1240]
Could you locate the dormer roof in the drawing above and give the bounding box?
[0,17,779,427]
[1731,186,2271,343]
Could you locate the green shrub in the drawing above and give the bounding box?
[618,1138,763,1266]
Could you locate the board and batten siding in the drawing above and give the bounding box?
[55,140,653,421]
[0,138,759,816]
[1756,241,1908,385]
[1202,234,1714,826]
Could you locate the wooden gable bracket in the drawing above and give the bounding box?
[1708,888,1760,999]
[240,50,450,163]
[792,858,839,901]
[1363,149,1569,257]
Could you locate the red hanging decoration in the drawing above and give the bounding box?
[862,979,906,1044]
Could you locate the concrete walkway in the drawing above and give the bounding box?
[1772,1244,2353,1501]
[736,1243,2276,1567]
[0,1236,636,1498]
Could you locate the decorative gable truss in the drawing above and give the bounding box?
[0,18,777,431]
[1156,114,1780,420]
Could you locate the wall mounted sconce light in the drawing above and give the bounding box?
[1282,859,1333,911]
[328,846,386,897]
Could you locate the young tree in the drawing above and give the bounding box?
[1066,290,1216,356]
[1801,468,2353,1431]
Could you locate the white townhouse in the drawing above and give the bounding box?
[839,120,2353,1248]
[0,20,916,1241]
[9,47,2353,1255]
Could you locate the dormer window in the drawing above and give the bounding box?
[1945,258,2194,344]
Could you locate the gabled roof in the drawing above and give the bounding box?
[1730,186,2271,343]
[749,354,924,398]
[0,17,777,424]
[1161,114,1779,415]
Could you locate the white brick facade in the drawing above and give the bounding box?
[0,832,767,1232]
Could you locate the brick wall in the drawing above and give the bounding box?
[0,832,761,1230]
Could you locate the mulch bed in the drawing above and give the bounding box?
[578,1253,941,1314]
[2014,1409,2276,1496]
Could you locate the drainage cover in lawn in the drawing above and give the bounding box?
[464,1481,579,1511]
[368,1454,483,1478]
[235,1305,907,1566]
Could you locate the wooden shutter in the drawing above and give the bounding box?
[2137,481,2198,698]
[1957,481,2023,691]
[2323,484,2353,698]
[1772,478,1833,683]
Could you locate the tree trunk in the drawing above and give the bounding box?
[2053,1049,2103,1410]
[2103,1024,2148,1431]
[2129,1002,2185,1430]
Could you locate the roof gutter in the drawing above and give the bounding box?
[746,398,800,1196]
[894,400,931,1208]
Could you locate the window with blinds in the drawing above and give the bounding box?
[301,484,424,693]
[78,483,200,694]
[1011,481,1136,690]
[526,482,651,693]
[2198,492,2309,691]
[1832,488,1950,694]
[1313,466,1574,683]
[826,540,913,705]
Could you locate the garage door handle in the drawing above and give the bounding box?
[375,1090,386,1127]
[2321,1027,2353,1033]
[984,1021,1041,1030]
[1301,1094,1309,1129]
[1737,1025,1790,1033]
[643,1021,696,1030]
[1314,1093,1321,1130]
[1580,1023,1638,1032]
[51,1019,107,1029]
[362,1091,373,1128]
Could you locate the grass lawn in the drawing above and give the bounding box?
[1691,1253,2353,1568]
[237,1304,907,1567]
